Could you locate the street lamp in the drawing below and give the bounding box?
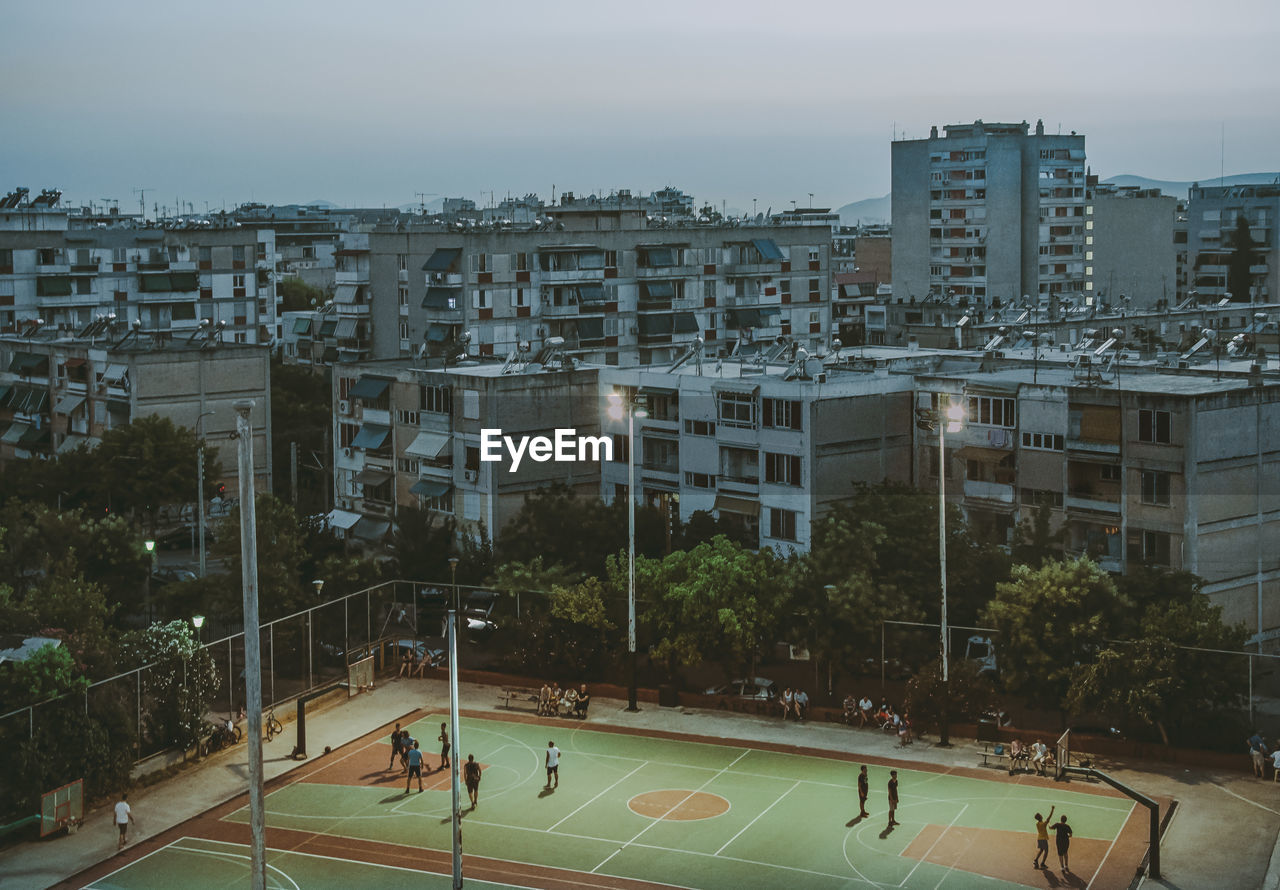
[607,387,648,712]
[447,556,462,890]
[192,613,206,760]
[915,398,965,748]
[144,539,156,625]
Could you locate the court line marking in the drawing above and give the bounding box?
[714,779,799,856]
[160,842,302,890]
[1086,800,1137,890]
[548,761,649,832]
[898,803,968,888]
[1214,782,1280,816]
[167,836,547,890]
[590,749,750,874]
[82,836,181,888]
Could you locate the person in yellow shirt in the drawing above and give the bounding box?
[1033,805,1056,869]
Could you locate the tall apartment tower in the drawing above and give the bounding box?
[892,120,1089,308]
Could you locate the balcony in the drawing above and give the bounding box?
[1065,490,1120,513]
[963,478,1015,504]
[538,268,605,283]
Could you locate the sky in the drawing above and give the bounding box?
[3,0,1279,214]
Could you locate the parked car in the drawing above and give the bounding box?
[151,567,198,586]
[704,677,777,702]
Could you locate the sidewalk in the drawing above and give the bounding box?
[9,675,1280,889]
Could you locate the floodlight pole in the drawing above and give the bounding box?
[448,557,463,890]
[627,403,638,712]
[234,400,266,890]
[195,411,214,578]
[938,412,951,749]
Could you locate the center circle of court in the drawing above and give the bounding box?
[627,790,730,821]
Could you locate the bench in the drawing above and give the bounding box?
[498,687,542,711]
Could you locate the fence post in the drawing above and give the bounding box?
[136,671,142,761]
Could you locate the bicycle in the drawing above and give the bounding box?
[264,707,283,742]
[199,720,242,757]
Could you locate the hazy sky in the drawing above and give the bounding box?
[3,0,1278,213]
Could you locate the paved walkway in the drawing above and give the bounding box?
[8,676,1280,889]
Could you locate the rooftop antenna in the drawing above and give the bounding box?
[133,187,150,220]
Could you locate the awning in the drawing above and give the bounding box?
[752,238,786,262]
[643,247,675,267]
[36,276,72,297]
[405,430,451,459]
[319,318,338,337]
[57,434,99,454]
[351,517,391,541]
[170,271,199,291]
[291,317,313,335]
[422,248,462,272]
[674,312,699,334]
[712,381,761,396]
[335,284,362,305]
[55,393,86,415]
[102,363,129,384]
[426,324,450,342]
[578,283,606,304]
[576,316,605,340]
[423,287,458,310]
[334,317,359,339]
[410,478,451,498]
[61,357,86,368]
[139,273,172,292]
[714,495,761,517]
[351,423,391,450]
[8,353,48,374]
[13,388,49,413]
[349,376,390,400]
[726,308,761,327]
[19,425,47,446]
[355,468,392,486]
[2,422,29,444]
[325,509,362,530]
[0,386,10,406]
[642,281,674,300]
[638,314,674,336]
[333,248,369,257]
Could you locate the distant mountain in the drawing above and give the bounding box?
[837,193,891,226]
[302,199,339,209]
[1100,172,1280,197]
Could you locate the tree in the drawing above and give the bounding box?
[503,576,617,678]
[209,494,308,620]
[1010,501,1066,568]
[277,277,328,312]
[983,557,1130,709]
[120,620,220,752]
[633,536,787,678]
[1066,595,1248,747]
[271,359,332,515]
[1227,213,1258,303]
[904,657,998,734]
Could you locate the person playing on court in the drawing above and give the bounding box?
[464,754,482,808]
[400,732,414,774]
[405,740,424,793]
[387,723,401,770]
[545,740,561,788]
[438,722,451,771]
[1051,814,1073,873]
[886,770,899,828]
[857,765,870,818]
[1033,805,1055,869]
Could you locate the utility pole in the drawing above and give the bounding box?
[133,187,150,220]
[235,400,266,890]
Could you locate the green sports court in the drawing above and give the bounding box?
[68,711,1154,890]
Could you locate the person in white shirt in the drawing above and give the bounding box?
[858,696,874,727]
[1031,740,1049,776]
[545,740,561,788]
[114,792,135,849]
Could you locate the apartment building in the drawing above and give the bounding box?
[0,324,272,491]
[328,346,601,546]
[291,196,833,371]
[0,189,278,347]
[1186,183,1278,303]
[892,119,1089,306]
[1088,184,1179,309]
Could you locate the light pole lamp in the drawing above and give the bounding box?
[144,539,156,625]
[915,398,965,747]
[607,387,648,712]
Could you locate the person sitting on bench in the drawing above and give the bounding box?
[574,684,590,719]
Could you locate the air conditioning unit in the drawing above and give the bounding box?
[338,399,349,414]
[463,469,478,483]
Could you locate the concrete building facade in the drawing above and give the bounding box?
[1088,184,1179,310]
[1186,183,1279,304]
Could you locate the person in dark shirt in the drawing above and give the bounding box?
[464,754,482,808]
[1051,814,1073,873]
[887,770,899,828]
[857,765,869,818]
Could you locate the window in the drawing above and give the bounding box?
[399,285,408,306]
[420,487,454,514]
[762,398,802,431]
[470,253,488,274]
[1142,530,1171,565]
[398,457,420,474]
[807,248,819,263]
[703,280,717,300]
[1138,409,1171,444]
[515,252,528,272]
[512,288,530,308]
[763,452,801,486]
[473,289,490,309]
[1100,464,1121,482]
[232,245,246,267]
[768,507,797,541]
[717,392,756,429]
[611,434,629,463]
[779,279,791,299]
[1141,470,1171,505]
[684,419,716,436]
[421,384,452,414]
[1021,431,1064,451]
[465,446,480,472]
[398,254,407,272]
[233,274,246,288]
[396,409,420,426]
[967,395,1016,428]
[1019,488,1064,507]
[684,472,715,489]
[808,278,820,299]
